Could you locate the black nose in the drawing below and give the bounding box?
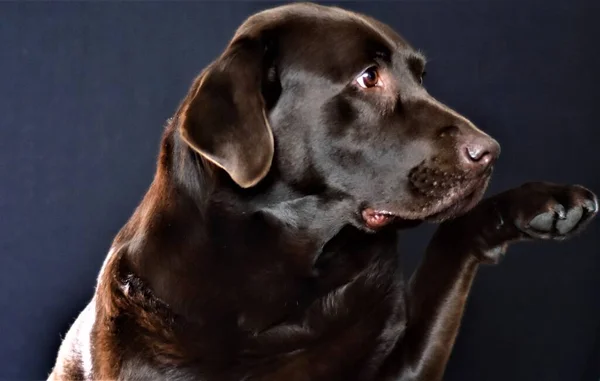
[459,135,500,169]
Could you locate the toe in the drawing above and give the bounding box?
[583,198,598,214]
[556,205,583,235]
[528,211,555,232]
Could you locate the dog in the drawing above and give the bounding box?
[49,3,598,380]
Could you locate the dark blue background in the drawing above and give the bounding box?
[1,1,599,380]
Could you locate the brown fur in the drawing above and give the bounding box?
[49,4,597,380]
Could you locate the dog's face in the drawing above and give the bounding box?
[179,3,500,229]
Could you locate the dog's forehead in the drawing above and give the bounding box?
[237,3,416,58]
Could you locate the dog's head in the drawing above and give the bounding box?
[178,3,500,229]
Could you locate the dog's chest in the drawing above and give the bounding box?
[236,236,407,379]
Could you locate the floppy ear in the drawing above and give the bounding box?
[179,37,274,188]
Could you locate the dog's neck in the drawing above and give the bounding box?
[111,124,365,321]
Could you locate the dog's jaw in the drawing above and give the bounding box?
[360,167,493,229]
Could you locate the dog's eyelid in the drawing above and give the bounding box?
[359,63,379,74]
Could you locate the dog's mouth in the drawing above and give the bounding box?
[361,166,493,230]
[361,208,399,229]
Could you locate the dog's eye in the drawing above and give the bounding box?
[356,67,380,89]
[419,70,427,85]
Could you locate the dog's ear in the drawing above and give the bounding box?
[179,37,274,188]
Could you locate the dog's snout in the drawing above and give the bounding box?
[425,98,500,171]
[459,135,500,169]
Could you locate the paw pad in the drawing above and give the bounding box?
[514,183,598,240]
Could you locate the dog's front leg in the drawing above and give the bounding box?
[378,182,597,381]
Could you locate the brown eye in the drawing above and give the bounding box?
[419,70,427,85]
[356,67,380,88]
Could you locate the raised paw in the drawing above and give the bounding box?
[504,182,598,240]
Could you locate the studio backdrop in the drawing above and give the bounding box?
[1,1,599,380]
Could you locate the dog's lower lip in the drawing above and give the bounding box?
[362,208,397,229]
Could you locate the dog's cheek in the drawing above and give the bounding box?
[322,96,357,138]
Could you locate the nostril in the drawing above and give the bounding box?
[462,138,500,168]
[466,145,490,162]
[454,131,500,169]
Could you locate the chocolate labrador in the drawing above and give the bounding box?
[49,3,598,380]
